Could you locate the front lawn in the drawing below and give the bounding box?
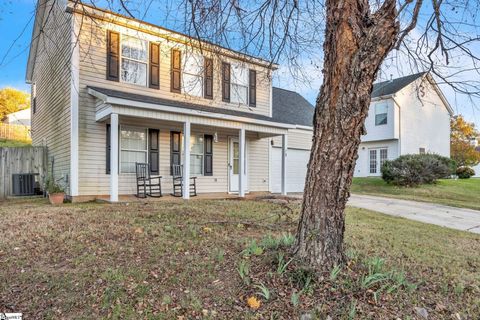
[352,177,480,210]
[0,198,479,319]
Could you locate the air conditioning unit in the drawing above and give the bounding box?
[12,174,37,196]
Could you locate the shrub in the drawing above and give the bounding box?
[456,166,475,179]
[45,177,65,194]
[381,154,455,186]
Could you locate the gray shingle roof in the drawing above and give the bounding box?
[372,72,426,98]
[271,87,315,127]
[88,86,287,125]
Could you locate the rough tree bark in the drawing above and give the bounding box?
[294,0,400,270]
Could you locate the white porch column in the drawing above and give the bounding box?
[281,134,288,195]
[110,113,119,202]
[238,128,246,197]
[182,121,191,199]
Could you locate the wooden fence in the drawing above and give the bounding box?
[0,123,31,142]
[0,147,48,199]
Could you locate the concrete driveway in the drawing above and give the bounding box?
[348,194,480,234]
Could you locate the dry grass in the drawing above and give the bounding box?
[0,198,479,319]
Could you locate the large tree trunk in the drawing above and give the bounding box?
[294,0,399,270]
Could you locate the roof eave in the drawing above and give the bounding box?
[25,0,48,83]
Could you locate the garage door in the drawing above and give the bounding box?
[271,147,310,193]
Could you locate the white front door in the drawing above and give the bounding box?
[228,137,247,192]
[368,147,388,176]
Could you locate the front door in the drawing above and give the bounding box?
[369,147,388,176]
[228,137,247,192]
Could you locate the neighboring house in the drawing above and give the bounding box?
[27,0,310,202]
[3,108,31,127]
[271,72,454,192]
[471,139,480,178]
[355,72,453,177]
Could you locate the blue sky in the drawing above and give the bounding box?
[0,0,479,128]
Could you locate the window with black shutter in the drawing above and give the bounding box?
[170,131,181,174]
[249,69,256,107]
[171,49,182,93]
[149,42,160,89]
[222,62,230,102]
[149,129,159,174]
[204,58,213,99]
[106,30,120,81]
[204,135,213,176]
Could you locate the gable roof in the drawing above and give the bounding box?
[371,72,426,98]
[271,87,315,127]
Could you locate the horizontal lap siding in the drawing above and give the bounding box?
[77,116,269,195]
[77,16,271,116]
[272,129,313,150]
[77,14,275,196]
[31,2,72,192]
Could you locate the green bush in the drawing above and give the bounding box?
[456,166,475,179]
[381,154,455,187]
[45,177,65,194]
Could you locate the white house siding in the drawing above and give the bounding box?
[395,78,451,157]
[76,115,272,197]
[31,1,72,192]
[472,163,480,178]
[354,140,399,177]
[362,98,400,142]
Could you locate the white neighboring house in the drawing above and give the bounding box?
[471,138,480,178]
[4,108,31,127]
[270,72,454,192]
[355,72,453,177]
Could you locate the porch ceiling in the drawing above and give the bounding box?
[89,87,293,135]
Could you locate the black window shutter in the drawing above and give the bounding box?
[106,124,111,174]
[204,57,213,99]
[170,131,181,175]
[149,129,159,174]
[149,42,160,89]
[249,69,256,107]
[222,62,230,102]
[106,30,120,81]
[171,49,182,93]
[204,135,213,176]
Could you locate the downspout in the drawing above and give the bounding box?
[391,95,402,156]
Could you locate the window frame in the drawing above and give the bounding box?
[119,125,149,174]
[119,34,149,87]
[180,133,205,176]
[374,103,388,126]
[181,51,204,98]
[230,63,249,105]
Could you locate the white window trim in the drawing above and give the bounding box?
[120,34,149,87]
[119,125,148,174]
[230,63,249,106]
[374,103,388,126]
[182,52,204,98]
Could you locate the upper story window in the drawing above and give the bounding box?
[182,52,204,98]
[375,104,388,126]
[121,35,148,86]
[230,63,249,105]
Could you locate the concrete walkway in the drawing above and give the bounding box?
[348,194,480,234]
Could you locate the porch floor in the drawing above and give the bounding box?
[95,192,272,203]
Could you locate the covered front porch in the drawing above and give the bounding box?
[89,87,293,202]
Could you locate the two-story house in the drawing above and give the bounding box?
[268,72,453,192]
[27,0,316,202]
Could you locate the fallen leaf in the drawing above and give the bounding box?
[247,296,261,309]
